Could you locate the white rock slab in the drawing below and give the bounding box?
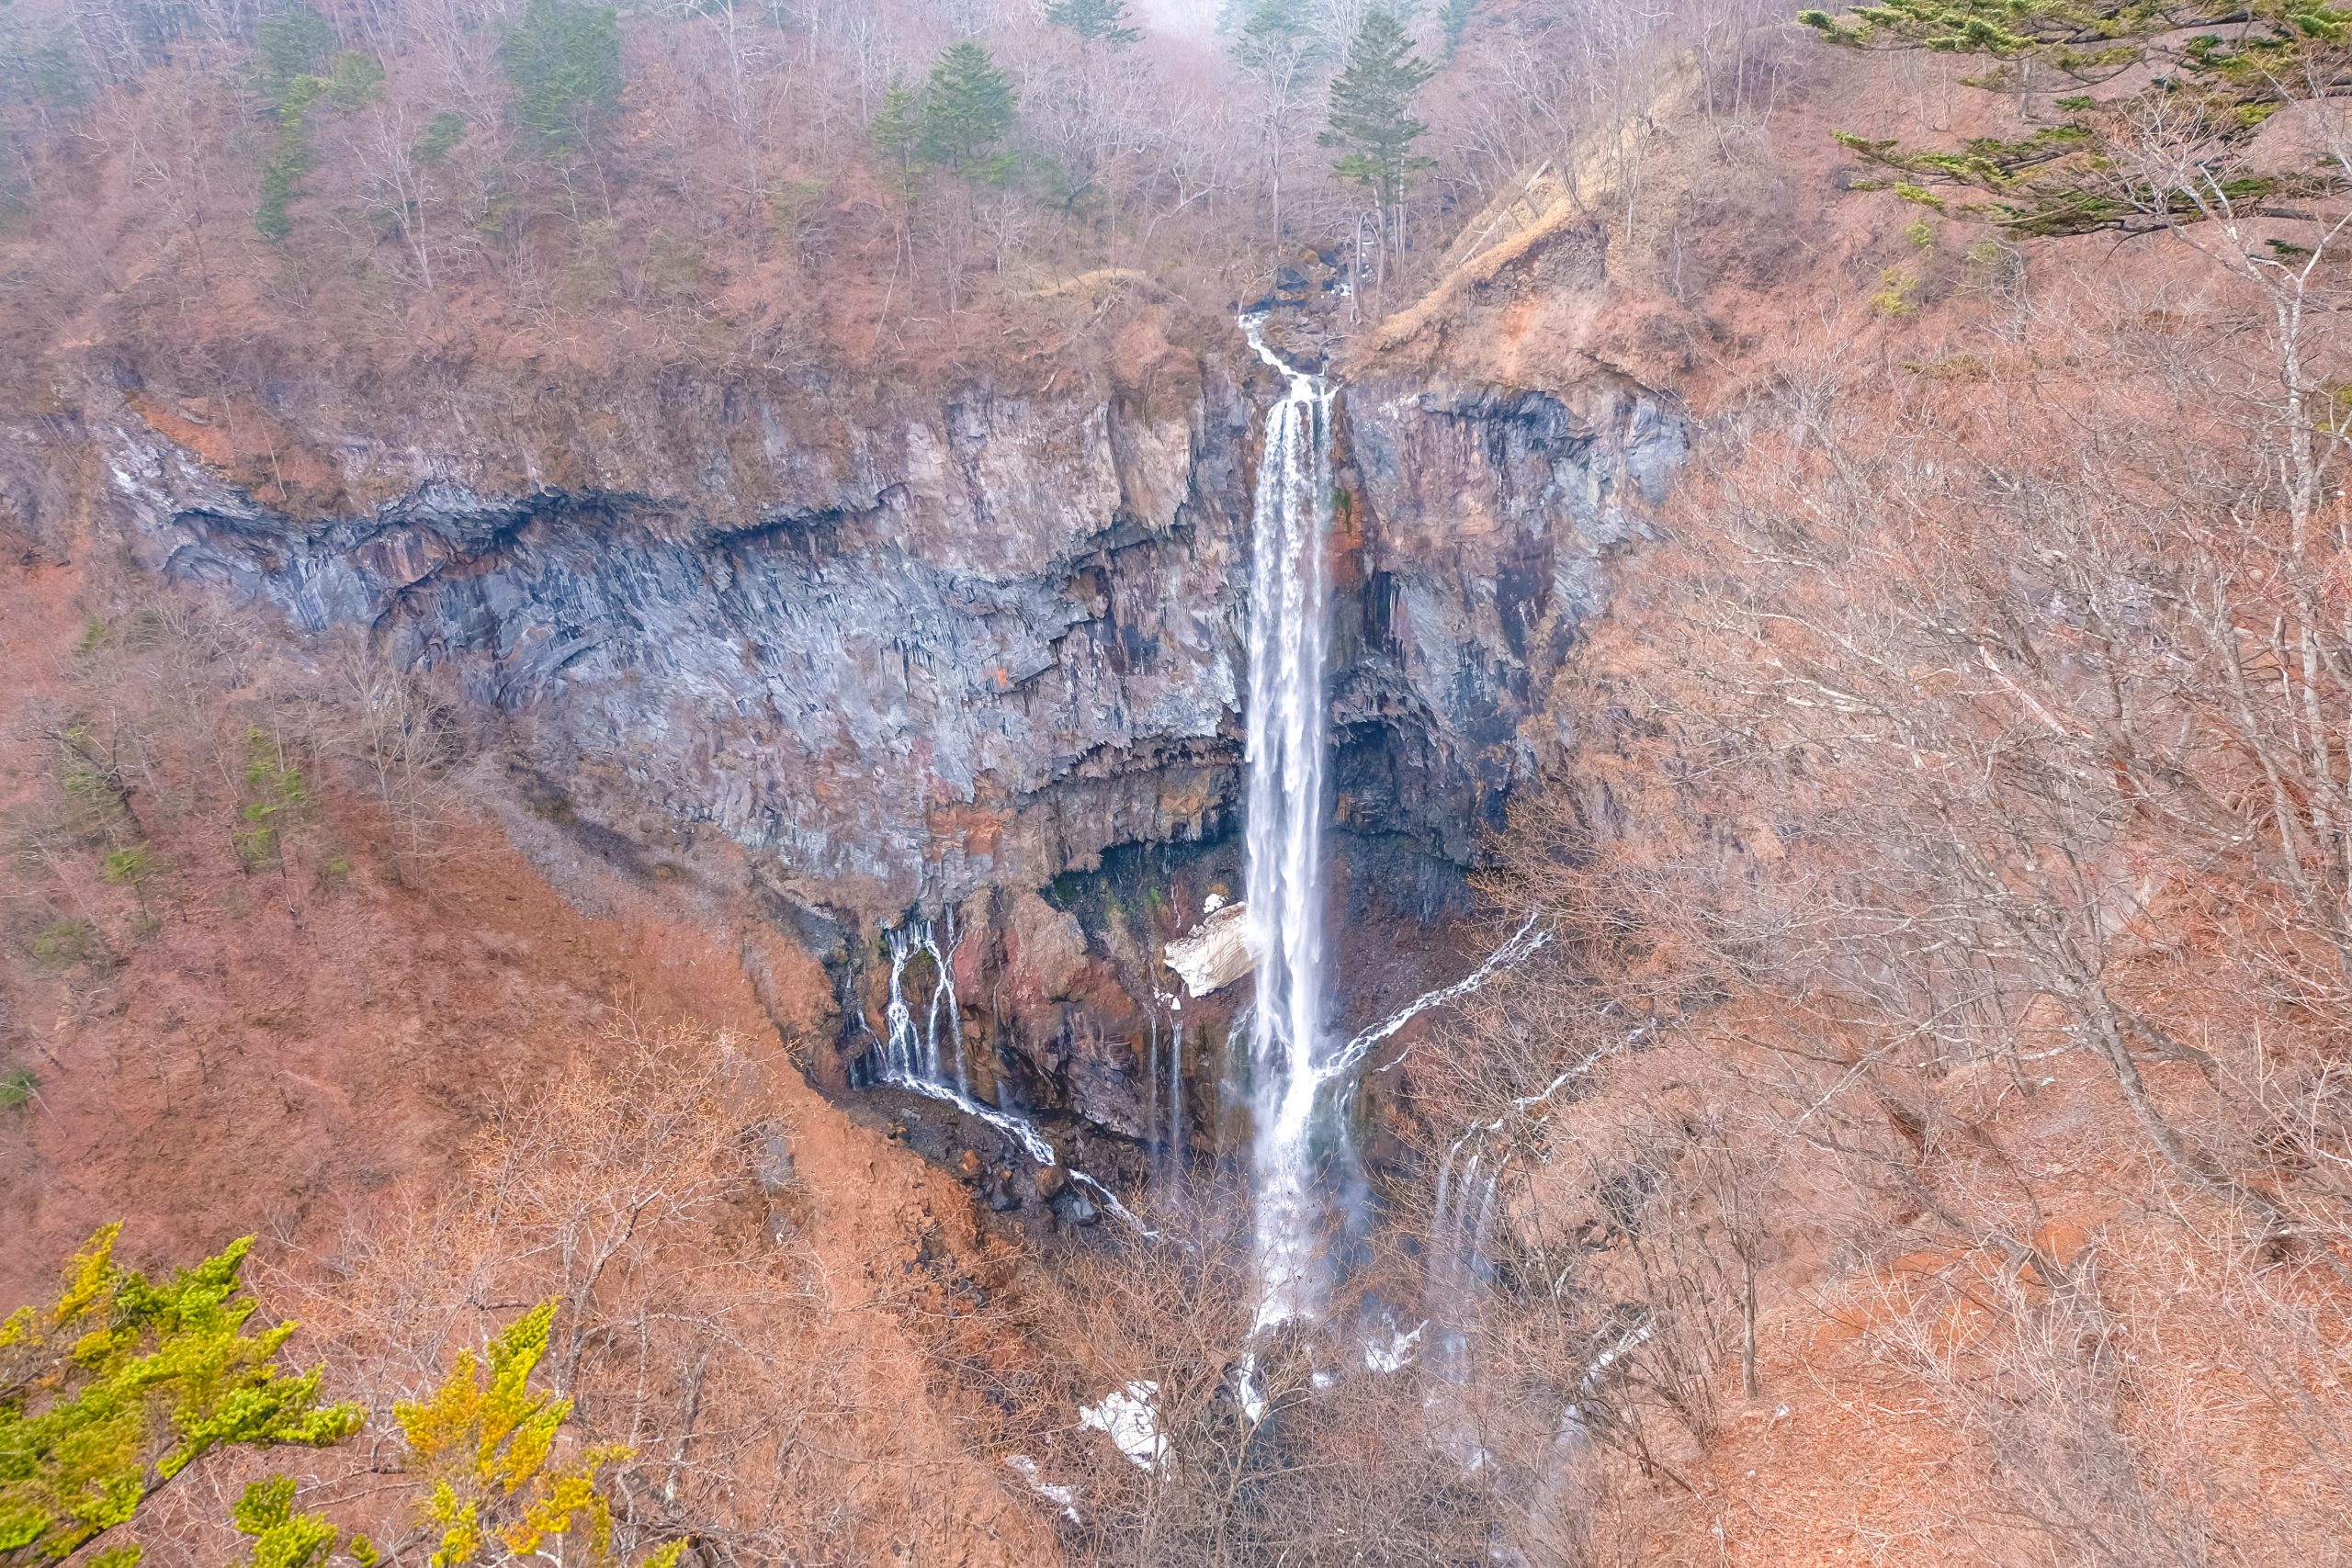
[1163,902,1254,997]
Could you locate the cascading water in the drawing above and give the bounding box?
[1239,313,1340,1327]
[875,916,970,1090]
[1422,1025,1645,1388]
[1143,988,1188,1191]
[872,323,1555,1325]
[869,912,1151,1236]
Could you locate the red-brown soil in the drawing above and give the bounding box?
[0,543,1061,1566]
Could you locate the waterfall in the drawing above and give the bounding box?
[869,913,1153,1237]
[1336,912,1551,1085]
[921,910,968,1095]
[1167,1017,1185,1179]
[1143,990,1189,1192]
[1147,1017,1161,1184]
[1423,1030,1646,1385]
[881,926,922,1079]
[878,919,956,1083]
[1427,1140,1494,1385]
[1240,312,1339,1328]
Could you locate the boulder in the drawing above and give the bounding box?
[1164,902,1255,997]
[1006,890,1091,1000]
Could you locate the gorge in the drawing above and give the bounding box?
[6,3,2349,1564]
[66,287,1683,1168]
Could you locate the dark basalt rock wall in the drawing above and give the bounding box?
[1333,373,1689,864]
[49,337,1686,1144]
[100,371,1258,919]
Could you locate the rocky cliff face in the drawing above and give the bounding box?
[98,366,1255,919]
[26,318,1683,1142]
[1335,371,1688,866]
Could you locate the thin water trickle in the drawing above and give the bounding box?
[1167,1016,1185,1178]
[870,913,1153,1237]
[1239,311,1338,1328]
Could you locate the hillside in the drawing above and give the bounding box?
[5,3,2350,1566]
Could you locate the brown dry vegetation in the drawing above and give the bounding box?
[0,0,1784,432]
[10,6,2352,1568]
[1374,30,2352,1568]
[0,519,1065,1563]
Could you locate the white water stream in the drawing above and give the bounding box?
[870,917,1153,1237]
[1240,313,1340,1328]
[859,321,1555,1338]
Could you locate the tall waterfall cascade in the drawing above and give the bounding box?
[1240,314,1340,1328]
[852,321,1558,1318]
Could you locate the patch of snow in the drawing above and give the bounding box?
[1364,1320,1426,1373]
[1005,1454,1080,1523]
[1079,1381,1166,1471]
[1232,1355,1268,1425]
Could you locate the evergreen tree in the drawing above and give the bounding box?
[252,41,382,242]
[2,24,86,118]
[869,82,922,188]
[414,109,468,165]
[251,6,334,105]
[915,40,1017,186]
[501,0,621,157]
[1046,0,1142,49]
[1800,0,2352,235]
[1319,6,1434,244]
[1231,0,1325,75]
[1438,0,1476,58]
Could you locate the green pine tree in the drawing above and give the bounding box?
[1319,6,1435,243]
[248,7,380,241]
[501,0,622,157]
[414,109,468,165]
[251,7,335,105]
[915,40,1018,186]
[1232,0,1327,75]
[1798,1,2352,235]
[869,82,922,192]
[0,18,88,118]
[1438,0,1476,58]
[1046,0,1142,49]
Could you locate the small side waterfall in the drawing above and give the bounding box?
[869,912,1151,1236]
[1424,1028,1644,1383]
[1428,1135,1499,1385]
[1167,1017,1186,1175]
[876,915,964,1088]
[1240,313,1339,1327]
[1146,988,1188,1191]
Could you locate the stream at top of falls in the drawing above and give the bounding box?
[1239,311,1339,1330]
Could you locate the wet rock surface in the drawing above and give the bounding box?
[1335,372,1689,863]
